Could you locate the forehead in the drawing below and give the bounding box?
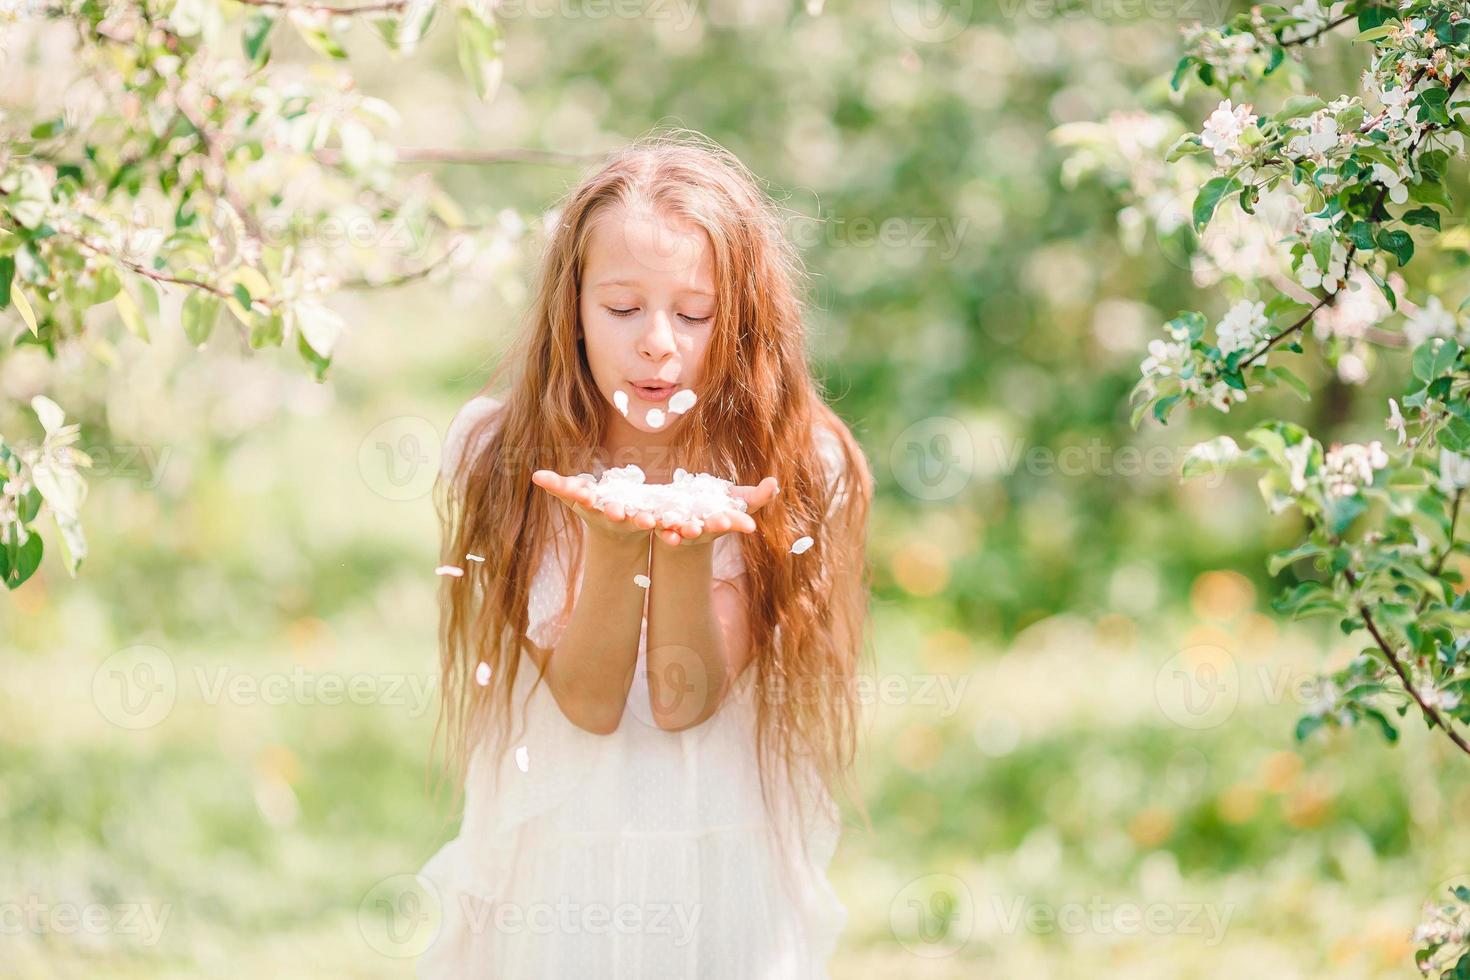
[583,205,715,297]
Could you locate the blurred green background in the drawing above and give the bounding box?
[3,0,1469,976]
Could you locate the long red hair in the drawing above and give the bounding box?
[431,130,874,862]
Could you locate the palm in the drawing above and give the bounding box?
[652,477,780,548]
[530,469,659,540]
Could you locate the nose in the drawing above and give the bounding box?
[637,309,677,360]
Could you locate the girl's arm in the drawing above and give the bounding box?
[529,532,651,735]
[529,469,664,736]
[643,537,753,732]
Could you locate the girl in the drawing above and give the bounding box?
[420,132,873,979]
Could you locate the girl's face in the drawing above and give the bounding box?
[579,204,717,437]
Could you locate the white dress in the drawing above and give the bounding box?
[417,396,849,979]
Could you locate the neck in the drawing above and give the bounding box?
[600,411,678,483]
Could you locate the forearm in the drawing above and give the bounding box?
[645,539,728,731]
[544,533,650,735]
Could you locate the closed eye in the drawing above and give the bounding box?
[607,307,712,325]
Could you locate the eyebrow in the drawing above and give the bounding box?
[592,278,715,298]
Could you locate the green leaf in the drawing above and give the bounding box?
[1169,55,1194,92]
[1360,706,1399,743]
[1326,492,1368,536]
[456,6,503,102]
[1193,177,1241,233]
[0,255,12,309]
[1275,95,1326,121]
[1354,22,1399,42]
[1310,229,1333,274]
[12,283,39,336]
[1375,227,1413,266]
[1295,714,1326,742]
[1413,86,1452,126]
[1356,5,1393,31]
[1414,338,1458,382]
[1164,134,1207,163]
[182,291,220,346]
[113,286,148,341]
[1267,365,1312,401]
[1402,206,1441,230]
[1348,220,1377,250]
[292,16,348,59]
[243,11,276,67]
[3,528,43,590]
[1268,541,1328,577]
[1408,177,1452,208]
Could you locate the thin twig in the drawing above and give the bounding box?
[315,146,606,167]
[1349,570,1470,757]
[1279,11,1357,48]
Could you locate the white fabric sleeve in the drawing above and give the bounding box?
[440,394,505,481]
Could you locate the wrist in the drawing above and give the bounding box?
[653,535,716,558]
[585,530,652,563]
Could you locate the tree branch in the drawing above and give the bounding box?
[1279,11,1357,48]
[1348,568,1470,757]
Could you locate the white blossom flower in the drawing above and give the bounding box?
[1200,99,1257,164]
[1415,682,1461,713]
[1285,439,1314,493]
[1205,380,1248,413]
[1140,337,1190,377]
[1285,110,1341,159]
[1385,398,1407,445]
[1216,298,1269,355]
[1438,448,1470,494]
[1403,295,1459,347]
[1305,678,1339,717]
[1336,351,1369,384]
[1323,440,1389,496]
[1297,241,1349,294]
[1370,162,1410,204]
[1280,0,1338,45]
[1313,268,1394,340]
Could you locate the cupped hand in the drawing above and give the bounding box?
[653,476,781,548]
[531,469,658,542]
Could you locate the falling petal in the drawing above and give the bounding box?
[435,565,465,577]
[614,390,629,416]
[790,535,814,555]
[634,573,651,588]
[668,389,697,414]
[475,661,491,686]
[646,408,665,429]
[466,553,485,562]
[514,745,530,772]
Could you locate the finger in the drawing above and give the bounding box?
[706,513,730,534]
[633,510,657,530]
[660,527,682,547]
[604,500,627,522]
[732,477,779,514]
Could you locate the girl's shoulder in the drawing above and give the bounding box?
[441,394,506,481]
